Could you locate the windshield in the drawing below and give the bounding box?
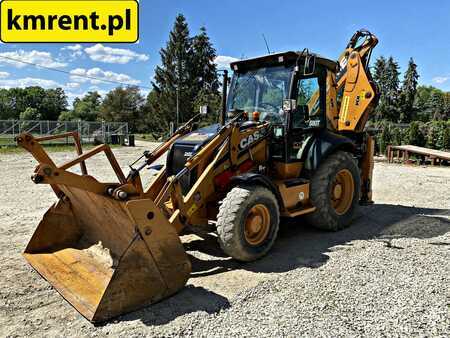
[227,65,293,124]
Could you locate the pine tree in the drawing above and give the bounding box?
[384,57,400,121]
[399,58,419,122]
[372,56,390,121]
[428,91,445,120]
[149,16,221,132]
[372,56,387,92]
[151,14,195,128]
[192,27,219,94]
[191,26,221,120]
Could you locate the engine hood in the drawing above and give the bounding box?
[166,124,221,192]
[176,123,221,147]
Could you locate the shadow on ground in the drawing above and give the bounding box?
[117,285,230,326]
[117,203,449,326]
[186,204,449,277]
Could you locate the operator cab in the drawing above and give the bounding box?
[228,51,338,163]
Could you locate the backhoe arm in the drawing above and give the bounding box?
[336,30,378,132]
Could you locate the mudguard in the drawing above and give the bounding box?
[303,130,356,172]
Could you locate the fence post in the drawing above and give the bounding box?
[77,121,81,144]
[102,121,106,143]
[65,121,68,145]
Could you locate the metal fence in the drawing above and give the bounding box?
[0,120,129,146]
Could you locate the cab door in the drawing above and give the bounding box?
[285,69,327,162]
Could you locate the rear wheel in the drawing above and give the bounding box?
[305,151,360,231]
[217,185,279,262]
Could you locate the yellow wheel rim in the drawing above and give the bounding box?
[244,204,270,246]
[331,169,354,215]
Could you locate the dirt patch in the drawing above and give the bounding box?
[0,143,448,337]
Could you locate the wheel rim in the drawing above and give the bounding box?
[331,169,355,215]
[244,204,270,246]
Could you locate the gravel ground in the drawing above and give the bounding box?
[0,142,449,337]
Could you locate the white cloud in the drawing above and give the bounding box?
[215,55,239,69]
[0,77,61,89]
[432,76,449,84]
[84,44,149,64]
[62,44,83,52]
[61,44,83,59]
[69,67,141,85]
[0,72,9,79]
[0,50,67,68]
[65,82,81,89]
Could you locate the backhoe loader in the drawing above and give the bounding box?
[17,30,379,322]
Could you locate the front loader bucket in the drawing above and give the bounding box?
[17,132,191,322]
[23,185,191,322]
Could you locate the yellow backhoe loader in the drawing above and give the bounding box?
[17,30,378,322]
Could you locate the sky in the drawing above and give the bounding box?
[1,0,450,105]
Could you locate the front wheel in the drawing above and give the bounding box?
[217,185,279,262]
[305,151,361,231]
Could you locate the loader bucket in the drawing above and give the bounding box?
[23,185,191,323]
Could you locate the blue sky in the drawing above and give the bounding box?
[0,0,449,105]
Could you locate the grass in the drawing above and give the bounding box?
[0,143,122,154]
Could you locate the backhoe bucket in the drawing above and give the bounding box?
[23,185,191,322]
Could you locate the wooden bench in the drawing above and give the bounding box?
[387,145,450,165]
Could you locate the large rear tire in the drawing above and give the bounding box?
[305,151,360,231]
[217,185,279,262]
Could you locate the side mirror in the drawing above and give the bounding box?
[200,105,210,116]
[303,55,316,76]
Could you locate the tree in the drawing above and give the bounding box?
[20,107,41,120]
[405,121,425,146]
[191,26,221,120]
[399,58,419,122]
[372,56,401,121]
[59,91,102,121]
[0,87,67,120]
[383,57,401,121]
[372,56,387,90]
[100,86,145,132]
[428,91,446,120]
[0,89,14,119]
[149,15,221,133]
[191,27,220,93]
[378,121,392,154]
[372,56,387,121]
[151,14,195,128]
[40,88,68,120]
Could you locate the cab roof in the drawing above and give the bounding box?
[229,51,338,73]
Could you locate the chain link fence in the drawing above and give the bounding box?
[0,120,129,146]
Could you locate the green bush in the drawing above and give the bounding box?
[443,122,450,150]
[405,121,426,147]
[377,121,393,155]
[391,127,404,146]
